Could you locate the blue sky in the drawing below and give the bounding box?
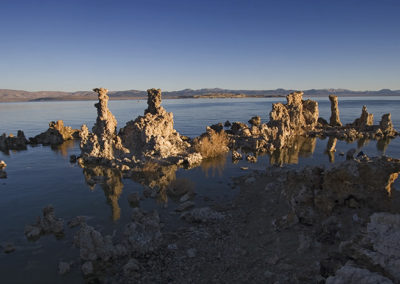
[0,0,399,91]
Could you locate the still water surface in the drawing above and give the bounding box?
[0,97,399,283]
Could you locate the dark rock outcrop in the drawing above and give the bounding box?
[24,206,64,240]
[30,120,79,145]
[0,131,28,152]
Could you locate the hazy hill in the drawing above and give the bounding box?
[1,88,400,102]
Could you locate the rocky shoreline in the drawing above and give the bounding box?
[1,88,400,283]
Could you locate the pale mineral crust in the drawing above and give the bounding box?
[80,88,129,163]
[329,95,342,127]
[119,89,195,164]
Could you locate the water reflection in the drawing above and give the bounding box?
[201,154,227,178]
[50,140,76,157]
[377,137,393,154]
[269,136,316,165]
[326,137,337,163]
[83,166,124,221]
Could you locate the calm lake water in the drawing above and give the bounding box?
[0,97,399,283]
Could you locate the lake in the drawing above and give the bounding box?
[0,96,399,283]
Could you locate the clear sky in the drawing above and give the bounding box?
[0,0,399,92]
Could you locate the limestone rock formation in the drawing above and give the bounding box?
[80,88,129,164]
[119,89,195,164]
[30,120,79,145]
[24,206,64,240]
[0,160,6,179]
[0,131,28,152]
[351,105,374,129]
[329,95,342,127]
[267,91,319,149]
[379,113,397,137]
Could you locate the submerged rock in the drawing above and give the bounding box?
[80,88,129,164]
[24,206,64,240]
[282,156,400,224]
[30,120,79,145]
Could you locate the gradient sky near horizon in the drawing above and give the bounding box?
[0,0,399,92]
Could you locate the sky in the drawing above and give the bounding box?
[0,0,399,92]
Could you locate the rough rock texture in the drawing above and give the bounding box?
[181,207,224,223]
[329,95,342,127]
[24,206,64,240]
[282,156,400,224]
[30,120,79,145]
[326,263,393,284]
[74,223,115,262]
[0,131,28,152]
[266,91,319,149]
[119,89,199,166]
[351,105,374,129]
[80,88,129,163]
[0,160,6,179]
[380,113,397,137]
[123,208,162,254]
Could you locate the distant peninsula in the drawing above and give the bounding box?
[1,88,400,102]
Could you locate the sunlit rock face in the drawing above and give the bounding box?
[119,89,192,161]
[266,91,319,149]
[80,88,129,163]
[328,95,342,127]
[380,113,396,137]
[350,105,374,130]
[30,120,79,145]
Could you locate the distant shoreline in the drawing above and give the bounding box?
[1,88,400,103]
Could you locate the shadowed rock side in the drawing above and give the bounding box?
[80,88,129,164]
[30,120,80,145]
[118,88,202,166]
[329,95,342,127]
[0,130,28,153]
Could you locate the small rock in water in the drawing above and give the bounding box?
[179,192,192,203]
[232,150,243,160]
[0,160,6,169]
[175,201,195,212]
[224,120,231,127]
[245,177,256,184]
[69,155,77,163]
[246,155,257,163]
[346,148,357,160]
[3,243,15,254]
[58,261,71,275]
[67,216,86,228]
[187,248,197,258]
[127,193,141,207]
[81,261,93,276]
[339,151,345,156]
[167,243,178,250]
[240,167,249,170]
[0,171,7,179]
[123,258,139,275]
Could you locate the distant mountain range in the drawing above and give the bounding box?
[1,88,400,102]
